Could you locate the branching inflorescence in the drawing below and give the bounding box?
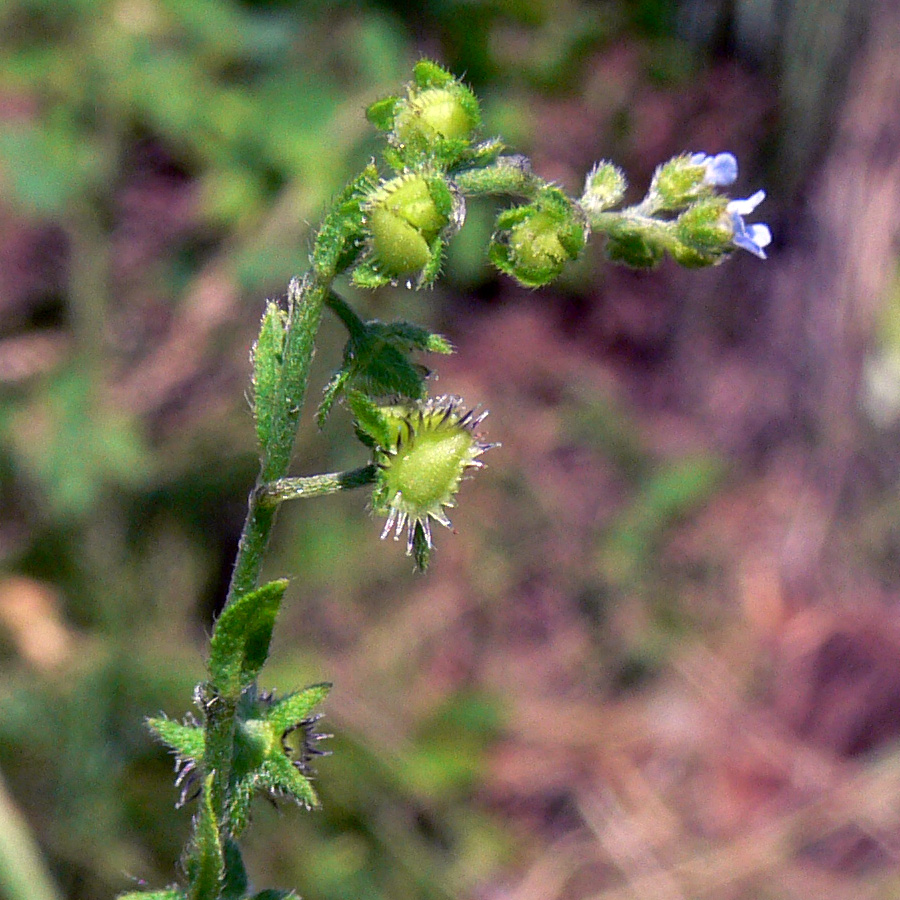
[124,61,769,900]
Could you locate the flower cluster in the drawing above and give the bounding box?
[580,149,771,267]
[691,152,771,258]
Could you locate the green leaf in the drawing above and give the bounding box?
[259,752,319,809]
[226,778,255,839]
[253,302,287,455]
[357,340,427,400]
[412,521,432,572]
[464,137,506,169]
[366,95,399,131]
[412,59,455,89]
[249,892,298,900]
[426,233,450,287]
[185,775,224,900]
[317,313,453,426]
[208,580,288,697]
[316,368,351,429]
[313,165,378,277]
[378,321,454,355]
[349,257,391,289]
[264,683,331,734]
[381,145,406,172]
[147,718,205,762]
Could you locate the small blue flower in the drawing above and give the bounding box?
[691,152,738,187]
[727,190,771,259]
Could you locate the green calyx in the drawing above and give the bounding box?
[489,188,587,287]
[147,683,330,834]
[675,197,732,252]
[649,154,710,209]
[353,172,461,288]
[370,396,495,566]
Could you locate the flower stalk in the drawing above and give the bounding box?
[259,465,380,506]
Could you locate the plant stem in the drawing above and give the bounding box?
[260,465,379,505]
[202,270,332,839]
[324,290,367,338]
[587,208,676,242]
[453,156,544,197]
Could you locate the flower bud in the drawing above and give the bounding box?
[372,396,496,564]
[580,161,626,215]
[674,197,732,253]
[489,188,587,288]
[649,153,719,209]
[691,152,738,187]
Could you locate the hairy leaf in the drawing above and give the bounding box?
[253,302,286,456]
[147,717,205,762]
[208,580,288,697]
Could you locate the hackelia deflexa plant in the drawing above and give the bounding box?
[123,61,770,900]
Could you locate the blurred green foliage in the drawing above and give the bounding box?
[0,0,692,898]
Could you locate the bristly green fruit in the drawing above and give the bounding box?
[366,59,481,170]
[370,396,496,569]
[489,187,587,287]
[395,85,479,145]
[352,172,462,289]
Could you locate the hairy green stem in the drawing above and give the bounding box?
[201,270,333,857]
[324,290,367,338]
[588,208,677,241]
[199,152,554,831]
[261,465,379,505]
[453,156,544,197]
